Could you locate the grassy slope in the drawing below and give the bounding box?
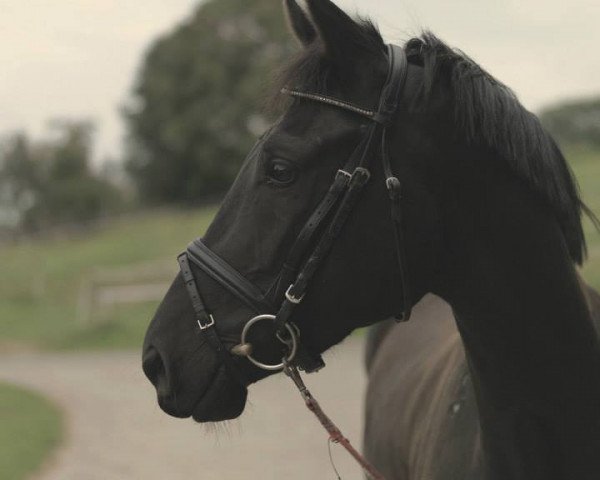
[0,148,598,351]
[0,208,216,350]
[0,383,63,480]
[568,147,600,286]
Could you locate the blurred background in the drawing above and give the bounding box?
[0,0,598,479]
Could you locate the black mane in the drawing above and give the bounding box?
[406,32,590,264]
[276,25,591,264]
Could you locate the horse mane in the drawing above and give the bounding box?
[406,32,594,264]
[275,24,592,265]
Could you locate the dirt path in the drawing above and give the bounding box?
[0,337,367,480]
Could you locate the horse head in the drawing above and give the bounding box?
[142,0,442,422]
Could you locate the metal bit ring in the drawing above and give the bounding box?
[240,314,298,371]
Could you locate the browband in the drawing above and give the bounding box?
[281,88,376,119]
[282,44,408,125]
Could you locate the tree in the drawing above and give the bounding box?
[0,121,123,233]
[125,0,297,204]
[540,96,600,148]
[0,133,39,229]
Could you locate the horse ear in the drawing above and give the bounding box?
[306,0,371,60]
[283,0,317,47]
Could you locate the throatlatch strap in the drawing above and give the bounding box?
[381,128,412,322]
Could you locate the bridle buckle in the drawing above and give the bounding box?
[386,176,402,199]
[285,284,305,304]
[337,169,352,179]
[197,314,215,330]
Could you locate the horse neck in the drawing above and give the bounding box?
[430,152,600,480]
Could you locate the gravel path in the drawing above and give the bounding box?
[0,337,367,480]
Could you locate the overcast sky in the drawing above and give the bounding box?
[1,0,598,164]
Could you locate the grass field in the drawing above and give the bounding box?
[0,148,599,351]
[0,208,216,350]
[567,146,600,287]
[0,382,63,480]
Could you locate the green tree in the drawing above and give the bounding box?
[125,0,297,204]
[540,96,600,148]
[0,121,123,233]
[0,133,40,228]
[47,119,94,180]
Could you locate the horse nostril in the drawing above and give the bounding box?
[142,346,167,388]
[142,346,190,418]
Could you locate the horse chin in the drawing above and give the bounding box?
[191,367,248,422]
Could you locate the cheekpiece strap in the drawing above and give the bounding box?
[372,45,409,125]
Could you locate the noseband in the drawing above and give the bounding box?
[178,45,411,385]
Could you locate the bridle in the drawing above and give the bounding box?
[178,44,411,382]
[176,44,409,480]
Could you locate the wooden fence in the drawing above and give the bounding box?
[77,261,177,324]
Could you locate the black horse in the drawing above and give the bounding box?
[142,1,600,478]
[364,276,600,480]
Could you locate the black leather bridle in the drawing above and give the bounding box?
[177,45,411,386]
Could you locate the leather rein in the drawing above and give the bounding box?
[177,45,410,480]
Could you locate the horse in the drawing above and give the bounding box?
[364,276,600,479]
[142,1,600,478]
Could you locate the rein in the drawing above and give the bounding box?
[284,362,386,480]
[177,44,410,480]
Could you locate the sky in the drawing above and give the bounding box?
[1,0,599,164]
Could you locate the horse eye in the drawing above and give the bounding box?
[267,160,297,186]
